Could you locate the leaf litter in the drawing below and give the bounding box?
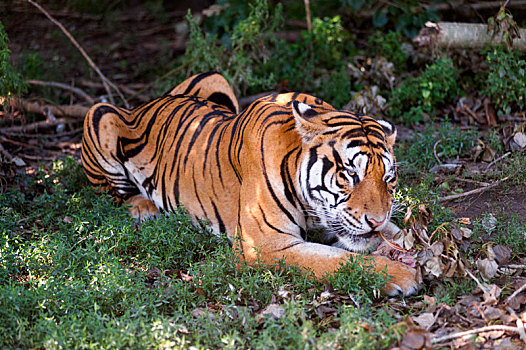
[374,203,526,349]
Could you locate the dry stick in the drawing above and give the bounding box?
[432,325,521,344]
[506,282,526,305]
[0,118,77,134]
[433,139,442,164]
[1,127,83,139]
[506,306,526,344]
[463,265,488,294]
[486,152,512,171]
[438,176,510,202]
[0,136,63,155]
[26,0,129,108]
[453,177,490,187]
[27,80,94,104]
[304,0,312,33]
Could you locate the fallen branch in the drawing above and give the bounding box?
[432,325,522,344]
[0,136,63,155]
[0,117,77,134]
[453,177,490,187]
[27,79,95,104]
[414,22,526,52]
[1,127,83,139]
[27,0,129,108]
[10,99,89,119]
[438,176,509,202]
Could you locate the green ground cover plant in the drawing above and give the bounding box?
[0,21,26,101]
[0,159,405,349]
[481,46,526,114]
[388,58,461,125]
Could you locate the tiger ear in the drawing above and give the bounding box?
[377,120,397,147]
[292,101,326,142]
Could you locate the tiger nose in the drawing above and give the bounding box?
[365,216,385,229]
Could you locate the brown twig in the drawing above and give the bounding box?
[486,152,511,171]
[1,127,83,139]
[438,176,510,202]
[0,136,63,155]
[433,139,442,164]
[304,0,312,33]
[453,177,490,187]
[506,307,526,344]
[19,154,57,161]
[0,118,76,134]
[432,325,522,344]
[26,0,129,108]
[27,80,95,104]
[506,282,526,306]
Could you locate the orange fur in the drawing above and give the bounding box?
[81,73,419,296]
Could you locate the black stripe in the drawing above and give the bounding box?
[208,92,237,113]
[183,72,216,95]
[211,201,226,233]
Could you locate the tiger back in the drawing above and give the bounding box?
[81,72,420,296]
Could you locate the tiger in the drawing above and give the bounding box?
[81,72,419,296]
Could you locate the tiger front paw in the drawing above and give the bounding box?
[126,195,160,222]
[375,256,421,297]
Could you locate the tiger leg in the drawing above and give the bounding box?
[126,195,160,221]
[237,191,420,297]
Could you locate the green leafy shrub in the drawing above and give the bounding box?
[471,213,526,256]
[368,30,407,72]
[183,0,282,95]
[0,21,26,100]
[482,46,526,114]
[326,255,388,305]
[183,1,354,103]
[388,58,460,124]
[396,122,477,172]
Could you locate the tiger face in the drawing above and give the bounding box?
[293,101,397,252]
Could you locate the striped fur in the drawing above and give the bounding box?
[81,72,419,296]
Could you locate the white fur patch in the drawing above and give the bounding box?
[297,102,311,114]
[377,120,393,134]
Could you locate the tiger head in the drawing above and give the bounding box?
[292,101,397,252]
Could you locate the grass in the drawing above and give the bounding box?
[0,158,410,349]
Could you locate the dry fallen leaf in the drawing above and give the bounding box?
[257,303,285,322]
[492,245,511,265]
[482,214,497,233]
[513,132,526,149]
[477,258,498,281]
[412,312,436,330]
[399,328,432,350]
[460,227,472,238]
[424,257,444,278]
